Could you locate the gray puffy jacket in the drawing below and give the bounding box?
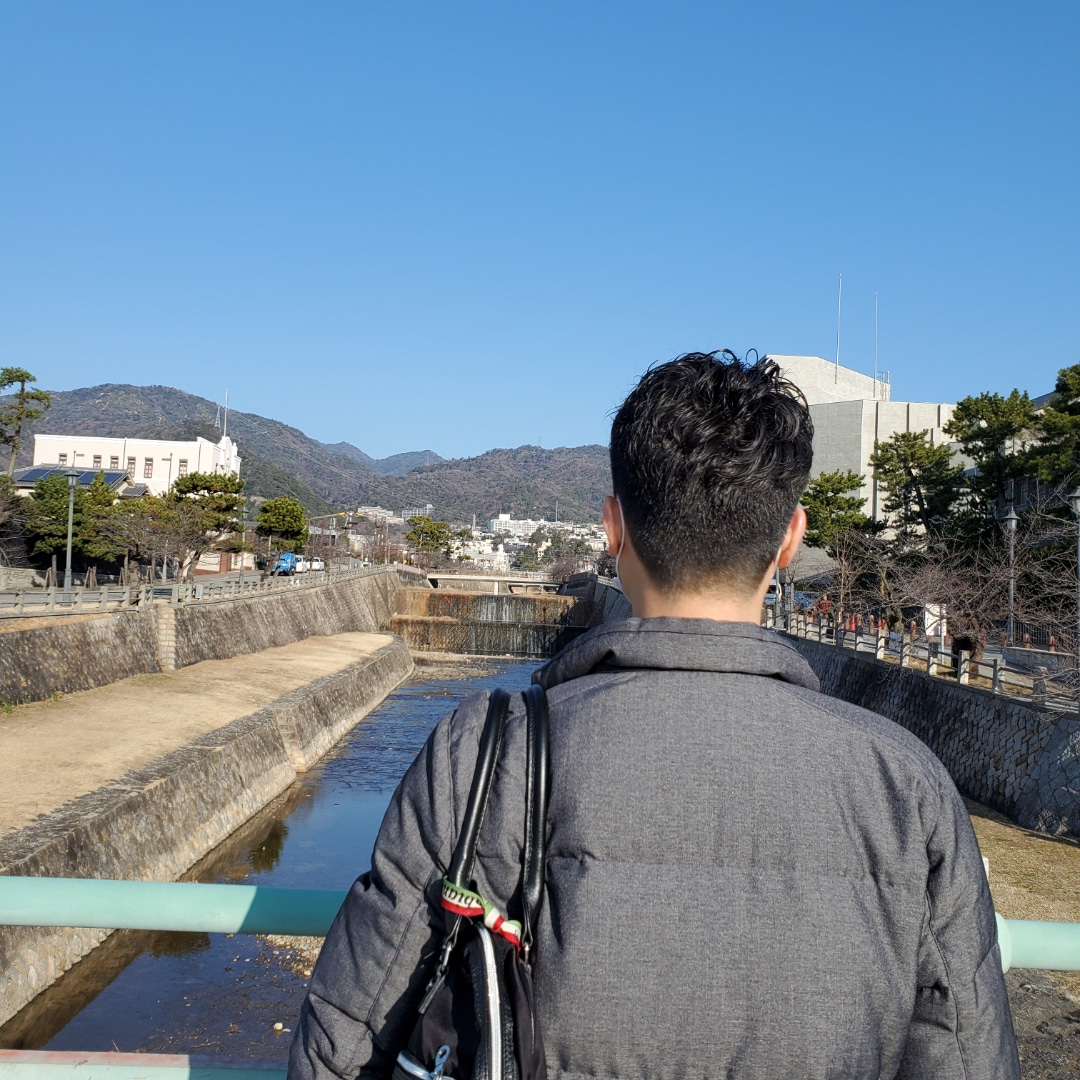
[289,618,1019,1080]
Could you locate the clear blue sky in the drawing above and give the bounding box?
[1,3,1077,459]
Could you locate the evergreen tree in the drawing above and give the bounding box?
[404,515,454,555]
[944,389,1036,517]
[256,496,309,553]
[869,430,966,540]
[801,470,871,556]
[0,368,51,476]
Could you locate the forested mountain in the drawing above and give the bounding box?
[320,442,444,475]
[11,384,609,524]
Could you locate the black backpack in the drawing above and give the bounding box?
[392,685,550,1080]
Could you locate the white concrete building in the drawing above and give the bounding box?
[32,433,240,497]
[771,356,957,522]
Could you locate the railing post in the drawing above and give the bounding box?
[958,649,970,685]
[992,658,1003,694]
[875,631,885,661]
[1033,665,1048,707]
[928,643,938,677]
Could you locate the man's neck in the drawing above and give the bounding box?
[625,574,768,624]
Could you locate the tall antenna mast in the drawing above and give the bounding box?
[835,273,842,383]
[874,294,879,399]
[223,390,229,440]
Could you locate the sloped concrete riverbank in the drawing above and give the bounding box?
[0,632,413,1026]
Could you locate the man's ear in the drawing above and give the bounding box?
[777,506,807,569]
[602,495,622,557]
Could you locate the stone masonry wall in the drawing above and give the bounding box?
[788,636,1080,838]
[0,569,416,704]
[0,613,161,705]
[0,637,413,1026]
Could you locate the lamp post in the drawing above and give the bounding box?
[1004,506,1018,646]
[1069,487,1080,696]
[63,468,79,593]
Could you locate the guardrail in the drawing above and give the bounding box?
[0,875,1073,1076]
[0,565,418,619]
[767,609,1079,707]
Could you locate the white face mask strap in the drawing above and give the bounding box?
[614,497,627,586]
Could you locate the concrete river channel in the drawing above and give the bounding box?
[0,659,536,1063]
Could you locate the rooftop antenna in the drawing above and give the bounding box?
[874,294,879,399]
[835,273,842,383]
[223,390,229,440]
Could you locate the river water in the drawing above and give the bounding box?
[0,660,537,1062]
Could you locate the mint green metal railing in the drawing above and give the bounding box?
[2,877,1079,973]
[0,877,347,936]
[1,878,1078,1079]
[0,1051,284,1080]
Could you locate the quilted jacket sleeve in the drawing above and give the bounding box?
[897,780,1020,1080]
[287,697,482,1080]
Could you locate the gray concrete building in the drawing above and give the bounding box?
[770,355,957,521]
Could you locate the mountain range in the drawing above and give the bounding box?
[11,384,609,524]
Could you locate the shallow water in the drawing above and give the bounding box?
[0,660,537,1061]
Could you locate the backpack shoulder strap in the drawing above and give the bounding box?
[520,684,550,962]
[446,687,511,890]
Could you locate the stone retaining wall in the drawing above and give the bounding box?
[0,569,416,705]
[0,637,413,1027]
[788,636,1080,838]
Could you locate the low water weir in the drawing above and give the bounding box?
[390,588,590,658]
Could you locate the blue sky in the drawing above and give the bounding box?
[1,3,1077,459]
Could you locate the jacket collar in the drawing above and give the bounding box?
[534,617,821,693]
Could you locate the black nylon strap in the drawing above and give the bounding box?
[446,687,511,890]
[520,684,550,957]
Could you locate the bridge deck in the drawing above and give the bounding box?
[0,632,394,839]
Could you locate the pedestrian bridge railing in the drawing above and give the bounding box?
[0,875,1073,1076]
[767,609,1079,709]
[0,565,422,620]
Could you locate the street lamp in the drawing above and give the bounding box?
[1069,487,1080,696]
[1003,506,1018,646]
[63,468,79,593]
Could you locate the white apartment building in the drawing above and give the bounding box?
[771,356,957,522]
[32,434,241,497]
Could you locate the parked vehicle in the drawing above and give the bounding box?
[308,557,325,571]
[293,556,309,573]
[271,553,299,575]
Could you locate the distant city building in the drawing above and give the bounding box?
[487,513,575,537]
[357,506,404,525]
[30,433,240,498]
[771,355,958,522]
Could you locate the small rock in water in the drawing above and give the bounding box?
[274,1022,284,1032]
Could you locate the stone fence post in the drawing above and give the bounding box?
[958,649,970,686]
[1032,665,1048,707]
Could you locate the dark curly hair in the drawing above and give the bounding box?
[610,351,813,594]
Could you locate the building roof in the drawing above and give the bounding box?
[12,466,131,490]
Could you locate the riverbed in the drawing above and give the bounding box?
[0,659,535,1060]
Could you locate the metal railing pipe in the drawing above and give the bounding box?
[0,877,346,936]
[0,1051,285,1080]
[997,913,1080,972]
[3,877,1079,973]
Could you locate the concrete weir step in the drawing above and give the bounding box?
[390,587,590,659]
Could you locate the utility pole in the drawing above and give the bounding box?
[835,273,842,383]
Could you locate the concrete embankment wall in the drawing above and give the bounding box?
[787,635,1080,838]
[0,569,422,704]
[0,614,161,704]
[391,588,590,658]
[0,637,414,1027]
